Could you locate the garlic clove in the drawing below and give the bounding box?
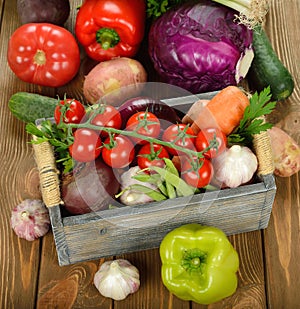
[11,199,50,241]
[94,259,140,301]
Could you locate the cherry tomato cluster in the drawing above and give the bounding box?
[55,99,228,189]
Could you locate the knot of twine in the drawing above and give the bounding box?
[253,130,274,176]
[33,141,63,208]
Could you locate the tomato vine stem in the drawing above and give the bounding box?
[65,121,218,159]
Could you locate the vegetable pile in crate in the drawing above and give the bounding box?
[28,85,277,266]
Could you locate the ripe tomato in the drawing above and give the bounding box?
[137,143,170,170]
[90,105,122,137]
[181,158,213,188]
[7,23,80,87]
[102,135,135,168]
[162,124,196,156]
[195,127,227,158]
[126,111,161,145]
[69,128,101,162]
[54,99,86,124]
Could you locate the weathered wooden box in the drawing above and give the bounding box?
[33,93,276,266]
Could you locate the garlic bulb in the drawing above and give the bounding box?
[94,259,140,301]
[213,145,258,188]
[119,166,157,205]
[11,199,50,241]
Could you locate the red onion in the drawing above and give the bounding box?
[118,96,182,129]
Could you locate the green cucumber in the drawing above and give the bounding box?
[8,92,58,123]
[248,26,294,101]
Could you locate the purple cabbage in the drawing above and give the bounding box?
[148,0,253,93]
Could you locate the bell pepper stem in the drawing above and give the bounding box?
[96,28,120,50]
[181,248,207,273]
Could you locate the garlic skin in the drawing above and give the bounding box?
[119,166,157,205]
[213,145,258,188]
[11,199,50,241]
[94,259,140,301]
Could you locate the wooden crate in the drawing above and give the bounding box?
[33,93,276,266]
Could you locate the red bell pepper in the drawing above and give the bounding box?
[75,0,146,62]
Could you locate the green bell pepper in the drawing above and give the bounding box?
[159,223,239,305]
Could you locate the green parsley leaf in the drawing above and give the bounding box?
[146,0,184,18]
[228,87,276,146]
[26,119,74,173]
[25,123,46,139]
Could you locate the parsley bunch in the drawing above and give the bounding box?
[146,0,184,18]
[228,86,276,146]
[26,120,74,173]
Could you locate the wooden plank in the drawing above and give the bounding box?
[33,1,110,307]
[37,233,113,309]
[258,175,276,229]
[264,177,300,308]
[58,187,269,265]
[115,249,190,309]
[191,232,267,309]
[0,1,50,308]
[263,0,300,307]
[44,170,273,265]
[114,233,267,309]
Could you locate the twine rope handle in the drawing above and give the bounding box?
[253,130,274,176]
[33,140,63,208]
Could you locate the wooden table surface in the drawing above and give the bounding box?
[1,0,299,308]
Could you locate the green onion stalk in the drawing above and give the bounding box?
[212,0,271,28]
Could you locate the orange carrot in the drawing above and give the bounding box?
[190,86,250,136]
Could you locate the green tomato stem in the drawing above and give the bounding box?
[33,50,46,65]
[67,122,213,159]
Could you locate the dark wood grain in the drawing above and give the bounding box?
[0,1,42,309]
[0,0,299,308]
[263,0,300,308]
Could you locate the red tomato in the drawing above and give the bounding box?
[7,23,80,87]
[69,128,101,162]
[137,143,170,170]
[181,158,213,188]
[90,105,122,137]
[162,124,196,156]
[54,99,86,124]
[102,135,135,168]
[126,111,161,145]
[195,127,227,158]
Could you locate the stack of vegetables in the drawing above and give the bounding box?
[7,0,299,225]
[7,1,300,306]
[18,85,274,215]
[6,0,294,100]
[7,0,146,89]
